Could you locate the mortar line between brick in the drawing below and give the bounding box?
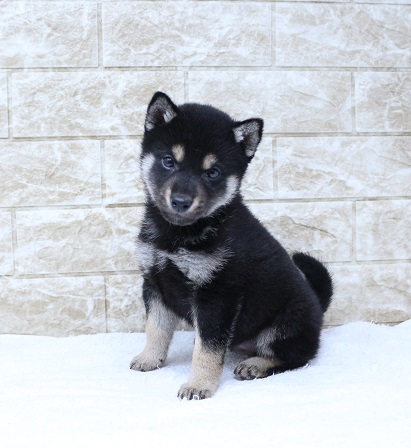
[352,201,357,263]
[271,2,276,69]
[103,275,108,333]
[0,204,146,213]
[10,209,17,276]
[5,271,141,280]
[4,260,409,282]
[100,140,106,205]
[184,70,189,102]
[272,137,278,198]
[351,72,357,133]
[328,260,411,267]
[4,262,411,282]
[1,196,410,215]
[6,71,12,139]
[6,67,411,73]
[97,2,103,69]
[6,133,411,144]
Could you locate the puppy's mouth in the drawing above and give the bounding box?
[162,212,199,227]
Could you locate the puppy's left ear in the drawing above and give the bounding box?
[232,119,264,160]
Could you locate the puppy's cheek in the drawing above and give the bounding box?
[163,186,172,211]
[155,182,175,213]
[188,196,202,214]
[205,176,240,217]
[140,154,157,199]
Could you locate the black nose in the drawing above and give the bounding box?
[170,194,193,213]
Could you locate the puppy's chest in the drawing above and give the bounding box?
[137,239,230,286]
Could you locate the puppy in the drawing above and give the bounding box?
[130,92,333,400]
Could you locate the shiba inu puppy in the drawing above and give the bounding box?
[130,92,333,400]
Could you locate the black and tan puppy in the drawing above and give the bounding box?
[130,92,333,400]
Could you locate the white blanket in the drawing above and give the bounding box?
[2,321,411,447]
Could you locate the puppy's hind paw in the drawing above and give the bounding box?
[129,353,164,372]
[234,356,278,381]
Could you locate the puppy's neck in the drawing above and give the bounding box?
[141,197,240,251]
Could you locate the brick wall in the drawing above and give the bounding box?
[0,1,410,336]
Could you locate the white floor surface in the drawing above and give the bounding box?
[1,321,411,447]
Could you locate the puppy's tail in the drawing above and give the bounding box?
[292,252,333,313]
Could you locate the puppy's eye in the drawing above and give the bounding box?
[206,167,221,179]
[162,155,175,169]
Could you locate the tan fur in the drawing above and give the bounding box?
[130,300,178,372]
[207,175,239,215]
[234,356,281,380]
[172,144,185,163]
[140,153,156,200]
[202,153,217,171]
[178,328,225,400]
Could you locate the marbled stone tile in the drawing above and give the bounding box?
[0,141,101,207]
[106,274,144,333]
[16,207,143,275]
[324,263,411,325]
[0,212,13,275]
[277,137,411,199]
[0,276,106,336]
[248,202,353,262]
[102,2,271,67]
[356,200,411,261]
[242,137,276,201]
[12,72,184,137]
[276,4,411,67]
[356,72,411,132]
[0,2,97,68]
[104,140,144,205]
[0,73,7,138]
[189,71,352,133]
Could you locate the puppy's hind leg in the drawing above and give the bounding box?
[130,290,178,372]
[234,356,281,380]
[234,323,321,380]
[234,328,281,380]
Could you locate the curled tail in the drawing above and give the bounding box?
[292,252,333,313]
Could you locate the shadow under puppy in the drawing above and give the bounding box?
[130,92,333,400]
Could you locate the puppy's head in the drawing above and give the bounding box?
[141,92,263,226]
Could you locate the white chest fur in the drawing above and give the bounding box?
[137,240,231,286]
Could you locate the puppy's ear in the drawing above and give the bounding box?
[145,92,178,132]
[232,118,264,160]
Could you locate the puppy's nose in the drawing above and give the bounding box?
[170,194,193,213]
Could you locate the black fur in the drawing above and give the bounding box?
[132,92,333,399]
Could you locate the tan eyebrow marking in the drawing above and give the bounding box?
[202,153,217,171]
[171,144,185,163]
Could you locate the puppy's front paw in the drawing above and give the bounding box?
[129,353,164,372]
[177,383,213,400]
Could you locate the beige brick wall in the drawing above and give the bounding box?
[0,1,410,336]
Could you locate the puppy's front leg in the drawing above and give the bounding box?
[130,292,178,372]
[178,327,225,400]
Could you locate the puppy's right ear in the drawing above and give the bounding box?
[145,92,178,132]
